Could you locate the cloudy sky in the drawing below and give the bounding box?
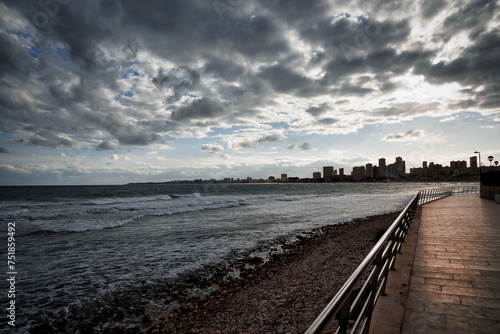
[1,0,499,185]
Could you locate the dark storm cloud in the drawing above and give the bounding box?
[294,16,421,91]
[96,141,115,151]
[317,118,339,125]
[256,134,282,143]
[201,144,224,153]
[421,0,447,19]
[235,134,282,149]
[258,65,313,94]
[301,16,411,62]
[153,67,201,103]
[171,98,231,122]
[0,1,206,146]
[115,132,165,146]
[415,28,500,108]
[305,103,330,117]
[0,33,34,78]
[204,58,245,82]
[258,0,330,22]
[435,0,496,42]
[224,15,291,59]
[118,1,292,62]
[337,82,374,96]
[29,135,72,148]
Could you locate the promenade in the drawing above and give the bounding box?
[373,194,500,333]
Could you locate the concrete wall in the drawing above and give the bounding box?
[480,185,500,201]
[480,171,500,200]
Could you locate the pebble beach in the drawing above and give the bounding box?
[94,211,400,334]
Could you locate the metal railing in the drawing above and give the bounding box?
[452,185,479,194]
[305,194,419,334]
[417,187,453,205]
[305,188,457,334]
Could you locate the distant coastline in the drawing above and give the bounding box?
[129,175,480,186]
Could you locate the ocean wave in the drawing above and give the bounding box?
[313,193,344,198]
[276,197,301,202]
[83,194,173,205]
[3,192,314,234]
[31,217,140,233]
[170,193,202,199]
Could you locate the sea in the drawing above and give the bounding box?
[0,182,471,332]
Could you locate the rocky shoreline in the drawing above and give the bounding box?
[35,211,399,334]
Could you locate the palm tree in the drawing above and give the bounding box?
[488,156,494,166]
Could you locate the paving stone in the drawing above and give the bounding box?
[406,290,461,305]
[480,270,500,277]
[425,301,486,318]
[471,281,500,290]
[483,307,500,321]
[409,282,442,293]
[414,271,454,280]
[445,314,500,334]
[441,286,496,298]
[454,274,500,283]
[425,278,472,288]
[460,296,500,309]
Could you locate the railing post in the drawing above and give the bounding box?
[338,297,351,334]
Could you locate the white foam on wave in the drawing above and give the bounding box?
[33,216,141,233]
[314,193,344,198]
[83,194,173,205]
[170,193,202,198]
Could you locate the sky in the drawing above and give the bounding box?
[0,0,499,185]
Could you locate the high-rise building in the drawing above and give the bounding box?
[394,156,406,176]
[423,161,428,168]
[313,172,321,180]
[450,161,467,169]
[365,163,374,178]
[378,158,386,178]
[281,173,288,182]
[323,166,334,182]
[352,166,366,182]
[470,156,478,169]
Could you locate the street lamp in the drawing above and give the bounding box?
[495,161,499,167]
[474,151,481,173]
[488,156,494,166]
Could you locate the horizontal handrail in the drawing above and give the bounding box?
[305,193,419,334]
[417,187,453,205]
[452,185,479,194]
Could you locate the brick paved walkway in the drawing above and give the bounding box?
[400,195,500,334]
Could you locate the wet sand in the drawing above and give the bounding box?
[95,211,400,334]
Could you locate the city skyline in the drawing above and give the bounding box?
[162,153,495,184]
[0,1,499,185]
